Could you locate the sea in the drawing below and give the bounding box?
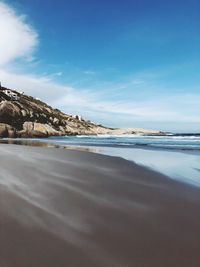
[3,134,200,187]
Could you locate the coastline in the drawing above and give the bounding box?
[0,144,200,266]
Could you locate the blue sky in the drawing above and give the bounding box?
[0,0,200,132]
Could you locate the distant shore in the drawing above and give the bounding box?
[0,144,200,267]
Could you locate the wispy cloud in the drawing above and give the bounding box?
[0,2,38,65]
[82,70,96,75]
[55,72,63,76]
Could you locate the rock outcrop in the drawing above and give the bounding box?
[0,123,16,138]
[0,86,163,138]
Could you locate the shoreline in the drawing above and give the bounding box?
[2,135,200,153]
[2,137,200,157]
[0,144,200,266]
[1,139,200,188]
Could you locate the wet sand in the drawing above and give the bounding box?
[0,144,200,267]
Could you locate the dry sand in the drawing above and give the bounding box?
[0,144,200,267]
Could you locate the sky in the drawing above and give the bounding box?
[0,0,200,132]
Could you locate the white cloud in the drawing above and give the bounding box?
[0,2,38,65]
[0,69,95,114]
[83,70,96,75]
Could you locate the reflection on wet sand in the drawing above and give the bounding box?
[0,138,97,153]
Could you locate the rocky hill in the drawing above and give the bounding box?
[0,86,163,138]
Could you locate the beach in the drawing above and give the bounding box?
[0,144,200,267]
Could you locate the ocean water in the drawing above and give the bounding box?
[3,134,200,187]
[47,134,200,151]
